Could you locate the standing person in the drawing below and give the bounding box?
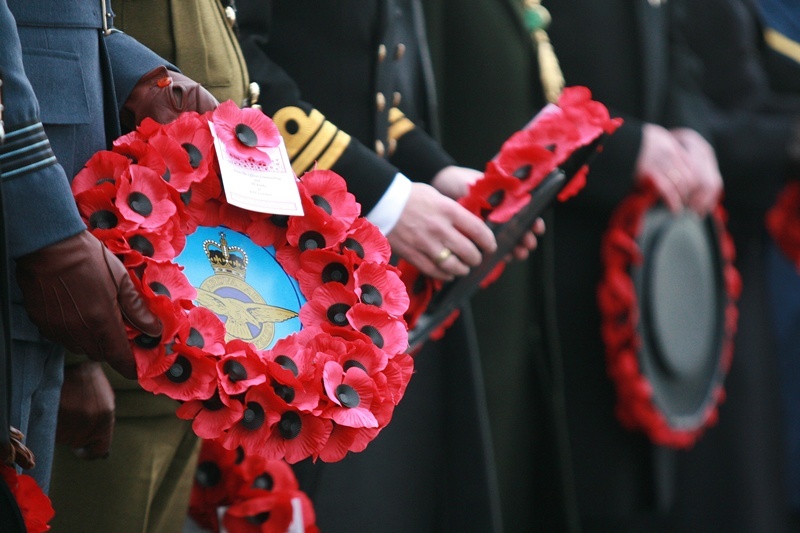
[1,0,165,496]
[665,1,800,531]
[237,1,508,531]
[42,3,238,532]
[424,1,577,530]
[544,0,724,530]
[6,1,215,531]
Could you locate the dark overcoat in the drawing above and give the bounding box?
[237,1,502,531]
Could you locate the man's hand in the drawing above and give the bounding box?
[121,66,218,131]
[56,362,115,460]
[387,183,497,280]
[635,123,695,211]
[670,127,723,215]
[16,230,161,379]
[431,165,483,200]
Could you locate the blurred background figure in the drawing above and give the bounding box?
[237,1,506,531]
[666,1,800,531]
[425,1,578,530]
[543,0,723,530]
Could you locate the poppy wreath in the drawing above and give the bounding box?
[400,86,623,339]
[0,464,54,533]
[189,440,318,533]
[71,101,413,467]
[597,182,741,448]
[766,180,800,268]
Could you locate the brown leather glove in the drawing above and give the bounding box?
[121,65,219,131]
[55,362,115,460]
[15,230,161,379]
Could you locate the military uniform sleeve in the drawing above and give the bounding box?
[237,2,453,213]
[104,30,175,114]
[0,0,85,257]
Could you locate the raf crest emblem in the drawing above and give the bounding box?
[196,232,298,349]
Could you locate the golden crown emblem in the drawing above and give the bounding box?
[203,232,248,279]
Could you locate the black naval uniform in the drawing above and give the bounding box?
[238,1,502,532]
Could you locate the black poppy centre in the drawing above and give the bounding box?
[274,355,299,377]
[128,191,154,217]
[186,327,205,349]
[312,194,333,215]
[322,262,349,284]
[278,411,302,440]
[167,355,193,384]
[89,209,118,230]
[360,284,383,306]
[224,360,249,382]
[129,234,156,257]
[195,461,222,488]
[327,303,351,326]
[335,383,360,408]
[360,325,385,349]
[242,402,266,430]
[182,142,203,169]
[235,123,258,147]
[300,231,326,251]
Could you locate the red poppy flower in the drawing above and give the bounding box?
[112,138,169,178]
[461,169,530,225]
[223,491,296,533]
[217,339,269,396]
[147,132,206,192]
[316,424,367,462]
[557,165,589,202]
[298,168,361,227]
[72,150,132,195]
[492,136,557,192]
[382,352,414,405]
[140,260,197,309]
[297,249,357,297]
[261,359,322,413]
[117,165,178,229]
[767,181,800,268]
[265,406,333,465]
[139,342,218,401]
[340,217,392,264]
[223,385,332,463]
[286,202,348,253]
[219,202,258,234]
[177,387,245,439]
[189,441,242,531]
[321,361,380,428]
[212,100,280,163]
[558,85,623,138]
[161,112,215,177]
[246,213,288,249]
[237,455,299,495]
[75,187,136,233]
[123,217,187,263]
[327,334,389,379]
[397,260,439,329]
[184,306,227,355]
[353,261,409,316]
[176,171,223,234]
[299,283,359,330]
[346,303,408,356]
[132,297,189,380]
[0,465,54,533]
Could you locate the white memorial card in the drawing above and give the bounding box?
[210,122,304,216]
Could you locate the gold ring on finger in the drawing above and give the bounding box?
[434,247,452,264]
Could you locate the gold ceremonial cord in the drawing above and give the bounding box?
[524,0,565,104]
